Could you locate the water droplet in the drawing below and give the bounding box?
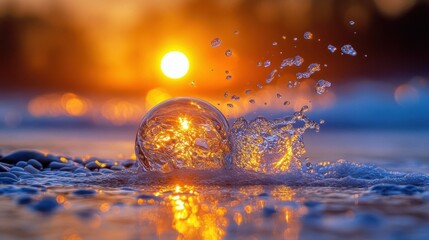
[304,32,313,40]
[225,49,232,57]
[307,63,321,74]
[249,99,255,104]
[328,44,337,53]
[364,54,368,58]
[225,70,229,74]
[282,35,287,40]
[257,61,262,67]
[231,95,240,101]
[324,64,328,67]
[224,91,229,98]
[283,101,290,106]
[301,105,309,112]
[264,60,271,68]
[315,79,331,94]
[135,98,229,172]
[226,75,232,80]
[296,72,303,80]
[341,44,357,56]
[272,41,278,46]
[245,89,251,95]
[266,69,278,83]
[211,38,222,48]
[276,93,282,99]
[293,56,304,66]
[349,20,355,26]
[190,80,196,87]
[257,84,263,89]
[227,103,233,108]
[319,119,325,124]
[293,37,298,41]
[234,30,239,35]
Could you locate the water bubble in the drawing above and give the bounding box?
[349,20,355,26]
[307,63,321,74]
[265,69,278,83]
[272,41,278,46]
[231,95,240,101]
[264,60,271,68]
[227,103,234,108]
[225,49,232,57]
[135,98,230,172]
[304,32,313,40]
[293,56,304,66]
[341,44,357,56]
[234,30,239,35]
[249,99,255,104]
[315,79,331,94]
[211,38,222,48]
[276,93,282,99]
[225,70,229,74]
[245,89,251,95]
[283,101,290,106]
[226,75,232,80]
[257,84,263,89]
[257,61,262,67]
[328,44,337,53]
[224,91,229,98]
[280,58,294,69]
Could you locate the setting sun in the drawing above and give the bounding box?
[161,51,189,79]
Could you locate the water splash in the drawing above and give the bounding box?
[315,80,331,94]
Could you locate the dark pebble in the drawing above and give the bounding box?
[0,172,18,180]
[0,177,18,184]
[73,168,88,174]
[10,167,25,172]
[75,208,98,219]
[262,206,277,217]
[20,187,40,195]
[73,189,96,197]
[0,150,59,167]
[59,166,78,172]
[111,165,125,171]
[24,165,40,174]
[27,159,43,170]
[100,169,114,174]
[49,162,70,170]
[73,158,84,165]
[121,160,136,168]
[16,161,27,168]
[16,195,33,205]
[258,192,270,198]
[32,197,59,213]
[85,161,100,171]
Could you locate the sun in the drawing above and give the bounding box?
[161,51,189,79]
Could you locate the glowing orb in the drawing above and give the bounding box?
[135,97,230,172]
[161,51,189,79]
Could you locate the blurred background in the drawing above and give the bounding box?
[1,0,429,161]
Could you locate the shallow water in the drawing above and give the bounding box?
[1,128,429,240]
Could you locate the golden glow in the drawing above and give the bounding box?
[161,51,189,79]
[178,117,190,130]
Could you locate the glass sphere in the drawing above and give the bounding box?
[135,97,230,172]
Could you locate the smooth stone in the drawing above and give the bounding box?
[0,150,60,167]
[19,175,35,179]
[24,165,40,174]
[27,159,43,170]
[59,166,77,172]
[10,167,25,172]
[85,161,100,171]
[20,187,39,194]
[99,169,114,174]
[91,172,102,176]
[0,163,10,172]
[32,197,59,213]
[10,171,30,177]
[16,161,27,168]
[121,160,136,168]
[136,194,161,201]
[16,195,33,205]
[49,162,71,170]
[111,165,125,171]
[73,189,96,197]
[262,206,277,217]
[0,172,18,180]
[258,192,270,197]
[73,168,87,174]
[73,158,84,165]
[0,177,18,184]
